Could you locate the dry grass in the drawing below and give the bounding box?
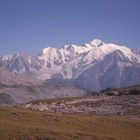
[0,107,140,140]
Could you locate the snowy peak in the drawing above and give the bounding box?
[1,55,13,61]
[89,39,105,47]
[38,39,105,65]
[1,39,139,70]
[0,51,43,75]
[40,47,57,55]
[82,43,138,65]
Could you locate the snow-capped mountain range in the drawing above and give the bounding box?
[1,39,140,91]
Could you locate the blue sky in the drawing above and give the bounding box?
[0,0,140,55]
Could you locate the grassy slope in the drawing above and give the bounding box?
[0,107,140,140]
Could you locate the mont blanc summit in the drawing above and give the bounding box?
[1,39,140,91]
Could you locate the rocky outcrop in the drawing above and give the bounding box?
[99,85,140,96]
[23,94,140,119]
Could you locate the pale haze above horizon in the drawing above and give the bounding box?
[0,0,140,56]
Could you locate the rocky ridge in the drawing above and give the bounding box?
[23,85,140,119]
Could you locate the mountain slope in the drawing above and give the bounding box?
[0,52,43,76]
[0,66,40,85]
[74,50,140,91]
